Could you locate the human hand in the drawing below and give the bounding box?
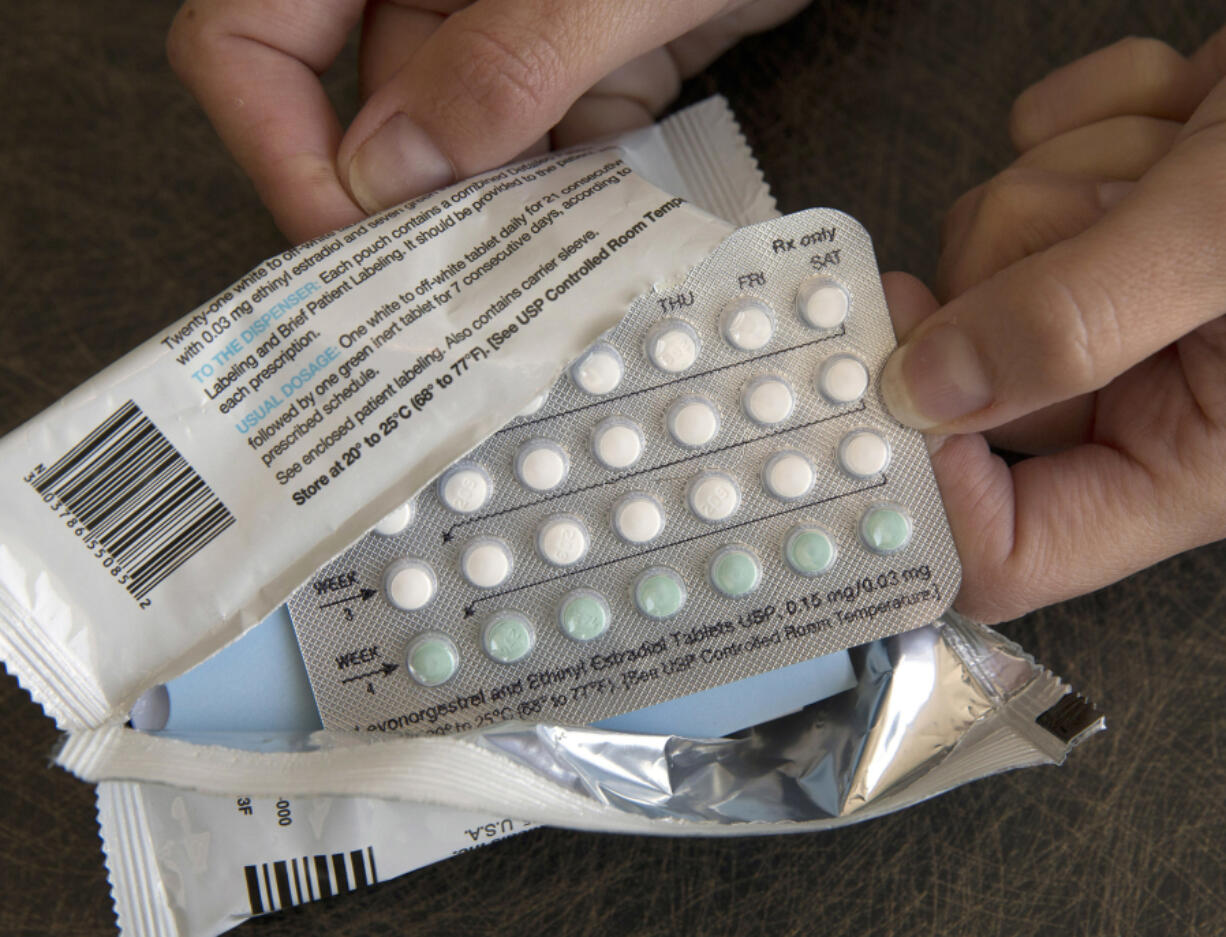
[878,29,1226,623]
[167,0,808,243]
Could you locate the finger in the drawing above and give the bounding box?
[1190,24,1226,92]
[936,168,1122,302]
[875,277,1152,621]
[665,0,812,75]
[881,271,939,340]
[359,2,449,101]
[980,396,1096,455]
[361,5,556,158]
[167,0,368,242]
[1014,115,1181,178]
[551,46,681,148]
[1010,36,1207,151]
[879,128,1226,434]
[930,340,1226,622]
[336,0,738,213]
[549,0,812,150]
[882,271,1098,454]
[925,431,1191,623]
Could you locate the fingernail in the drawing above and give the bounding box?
[880,324,992,429]
[347,113,454,213]
[1097,180,1135,210]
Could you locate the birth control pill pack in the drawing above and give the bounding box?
[287,210,961,735]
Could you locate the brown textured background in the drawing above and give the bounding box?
[2,2,1225,935]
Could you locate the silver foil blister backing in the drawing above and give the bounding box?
[288,209,962,735]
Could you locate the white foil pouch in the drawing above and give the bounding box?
[80,613,1102,937]
[0,98,769,731]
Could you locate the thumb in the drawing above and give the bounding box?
[337,0,728,213]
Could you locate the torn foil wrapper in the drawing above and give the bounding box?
[77,612,1101,936]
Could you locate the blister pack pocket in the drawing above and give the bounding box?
[287,209,962,735]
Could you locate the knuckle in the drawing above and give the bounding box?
[1114,35,1186,95]
[978,167,1038,224]
[166,1,224,80]
[165,6,198,76]
[941,183,985,246]
[1008,90,1044,150]
[449,21,566,125]
[1027,257,1124,394]
[953,582,1028,625]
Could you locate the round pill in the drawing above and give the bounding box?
[558,589,611,642]
[536,513,590,567]
[708,545,762,598]
[373,499,415,536]
[438,462,492,514]
[784,525,837,576]
[460,537,513,588]
[720,297,775,351]
[591,416,644,470]
[666,395,720,448]
[795,276,849,329]
[645,319,700,373]
[482,611,535,664]
[817,353,870,404]
[570,342,624,395]
[838,429,891,478]
[633,567,687,619]
[859,503,913,554]
[514,439,569,492]
[518,390,548,417]
[686,471,741,523]
[612,492,665,544]
[742,375,795,426]
[762,450,815,500]
[384,559,437,611]
[405,633,459,687]
[128,684,170,732]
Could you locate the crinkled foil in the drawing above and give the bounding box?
[459,612,1103,829]
[62,614,1103,836]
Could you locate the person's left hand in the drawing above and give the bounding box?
[167,0,809,243]
[878,31,1226,623]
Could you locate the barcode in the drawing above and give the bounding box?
[31,400,234,600]
[244,847,378,915]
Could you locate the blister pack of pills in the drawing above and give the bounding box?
[286,209,962,735]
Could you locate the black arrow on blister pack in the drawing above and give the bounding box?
[459,475,891,616]
[439,401,867,545]
[341,661,399,684]
[317,587,378,610]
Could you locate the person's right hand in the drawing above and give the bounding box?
[879,29,1226,623]
[167,0,808,243]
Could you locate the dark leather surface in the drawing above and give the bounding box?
[2,2,1224,935]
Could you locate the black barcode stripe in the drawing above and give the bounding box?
[89,446,186,542]
[244,847,376,916]
[274,861,292,910]
[33,402,139,494]
[314,855,332,899]
[350,849,368,889]
[62,423,163,528]
[332,853,349,893]
[30,402,235,601]
[123,491,224,578]
[244,866,264,915]
[103,467,201,557]
[128,501,234,599]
